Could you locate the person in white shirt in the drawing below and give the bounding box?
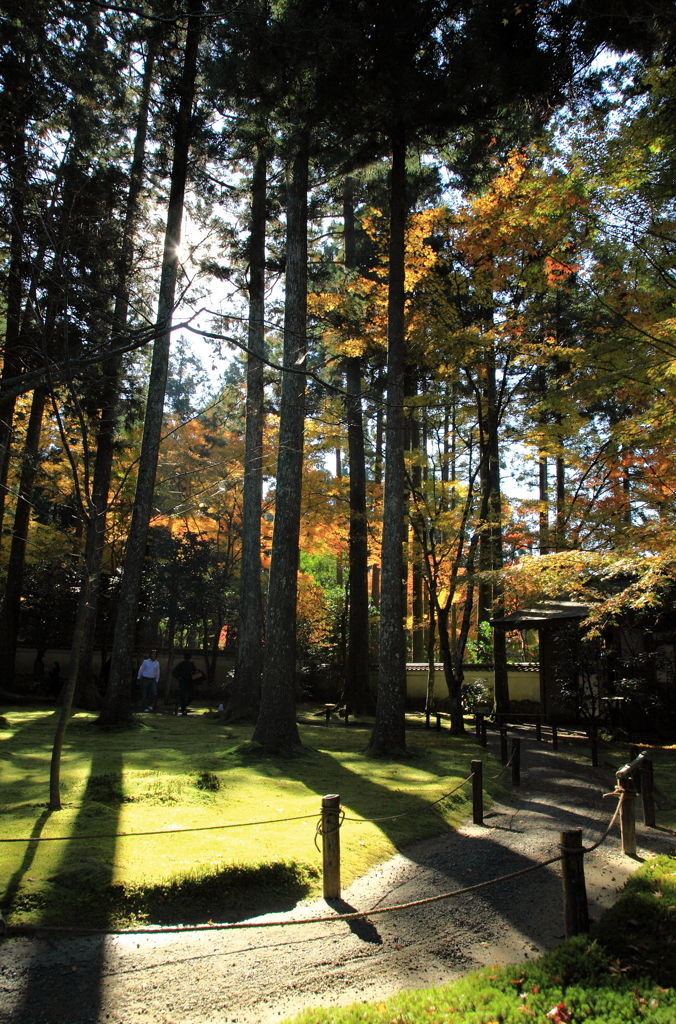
[137,650,160,712]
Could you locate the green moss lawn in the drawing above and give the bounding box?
[0,706,500,928]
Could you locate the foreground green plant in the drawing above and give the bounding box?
[285,853,676,1024]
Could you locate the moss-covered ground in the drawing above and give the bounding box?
[0,705,500,928]
[284,851,676,1024]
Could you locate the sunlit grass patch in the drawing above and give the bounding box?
[0,705,501,927]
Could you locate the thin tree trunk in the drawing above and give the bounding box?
[227,147,267,722]
[556,450,565,551]
[343,177,370,714]
[0,108,29,545]
[486,344,509,714]
[424,597,436,716]
[539,452,549,554]
[0,387,47,684]
[409,387,425,661]
[335,447,344,588]
[252,140,308,749]
[369,131,407,755]
[99,10,201,725]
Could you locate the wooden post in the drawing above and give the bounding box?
[641,756,655,827]
[425,709,430,729]
[325,706,331,725]
[560,829,589,938]
[475,713,482,741]
[500,728,508,764]
[551,724,558,751]
[471,759,483,825]
[436,713,441,731]
[511,737,521,786]
[589,723,598,767]
[535,715,542,742]
[321,793,341,899]
[343,707,349,726]
[617,774,637,857]
[632,751,644,794]
[481,717,487,747]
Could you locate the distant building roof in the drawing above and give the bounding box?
[491,601,590,628]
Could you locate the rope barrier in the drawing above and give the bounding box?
[559,790,624,853]
[491,749,516,779]
[1,852,565,939]
[314,808,345,851]
[342,773,474,824]
[0,812,318,844]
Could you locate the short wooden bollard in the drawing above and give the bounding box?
[471,759,483,825]
[551,725,558,752]
[475,713,483,742]
[511,737,521,786]
[322,794,341,899]
[535,716,542,742]
[436,713,442,731]
[560,829,589,938]
[481,718,487,747]
[343,707,349,726]
[425,710,431,730]
[631,748,643,794]
[641,756,656,827]
[500,728,508,764]
[325,707,331,725]
[618,775,637,856]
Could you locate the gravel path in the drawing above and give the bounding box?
[2,729,674,1024]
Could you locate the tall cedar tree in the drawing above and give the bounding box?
[251,141,308,749]
[99,6,202,725]
[227,146,267,721]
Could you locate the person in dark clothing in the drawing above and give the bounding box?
[172,651,197,715]
[31,649,47,694]
[47,661,61,699]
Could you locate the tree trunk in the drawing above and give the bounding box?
[369,131,407,755]
[251,140,308,749]
[0,387,47,684]
[0,101,29,545]
[556,450,565,551]
[99,10,201,725]
[49,570,91,808]
[343,177,370,714]
[539,451,549,554]
[424,597,436,716]
[74,40,157,704]
[485,344,509,714]
[227,147,267,722]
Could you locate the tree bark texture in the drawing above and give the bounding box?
[0,126,27,547]
[227,147,267,722]
[74,40,156,705]
[0,387,47,683]
[485,344,509,714]
[251,142,308,749]
[99,11,201,725]
[343,177,370,714]
[370,133,407,755]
